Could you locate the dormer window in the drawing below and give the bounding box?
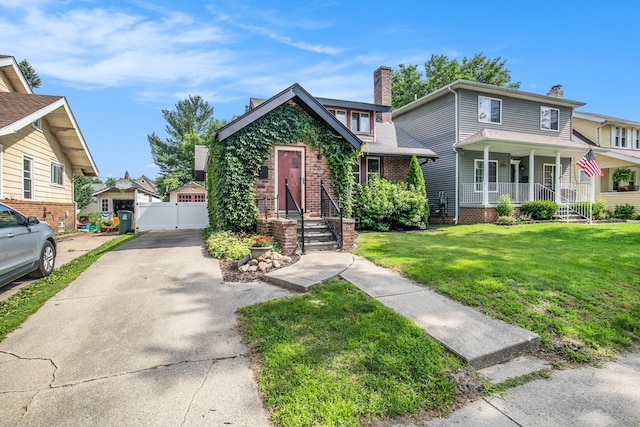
[328,109,347,126]
[32,118,42,131]
[351,112,370,133]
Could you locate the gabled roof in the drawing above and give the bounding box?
[364,121,437,159]
[216,83,362,150]
[134,175,158,194]
[0,55,32,94]
[0,92,99,176]
[573,111,640,127]
[394,79,586,118]
[93,178,159,197]
[167,181,205,193]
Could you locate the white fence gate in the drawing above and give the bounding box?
[135,202,209,231]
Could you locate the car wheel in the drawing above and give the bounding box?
[30,241,56,278]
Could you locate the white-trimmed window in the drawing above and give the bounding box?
[328,109,347,126]
[352,162,361,183]
[351,112,370,133]
[613,126,628,148]
[540,106,559,131]
[543,164,562,191]
[634,129,640,150]
[578,169,590,183]
[100,198,110,212]
[478,96,501,124]
[23,155,34,199]
[474,159,498,192]
[366,157,380,181]
[32,118,42,131]
[50,161,64,186]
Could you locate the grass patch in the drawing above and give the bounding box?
[0,233,139,342]
[355,223,640,363]
[238,279,462,426]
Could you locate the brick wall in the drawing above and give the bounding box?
[458,207,498,224]
[382,157,410,182]
[271,218,299,255]
[374,66,392,123]
[3,199,76,231]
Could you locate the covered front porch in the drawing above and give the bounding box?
[455,129,595,222]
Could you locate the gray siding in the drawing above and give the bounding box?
[458,89,573,141]
[394,93,456,205]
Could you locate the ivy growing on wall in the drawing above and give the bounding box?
[208,103,360,232]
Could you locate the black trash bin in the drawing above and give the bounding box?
[118,210,133,235]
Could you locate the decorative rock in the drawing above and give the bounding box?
[282,256,292,263]
[258,261,269,272]
[273,252,283,260]
[248,265,258,272]
[239,264,250,273]
[250,259,259,266]
[273,260,281,269]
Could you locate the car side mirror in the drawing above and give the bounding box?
[27,216,40,226]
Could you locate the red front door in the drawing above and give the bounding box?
[278,150,302,211]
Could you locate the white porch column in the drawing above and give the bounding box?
[555,152,561,204]
[528,150,535,201]
[483,145,489,206]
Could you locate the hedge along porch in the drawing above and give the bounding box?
[204,83,361,255]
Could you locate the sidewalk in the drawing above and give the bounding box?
[264,251,640,426]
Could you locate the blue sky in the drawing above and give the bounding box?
[1,0,639,181]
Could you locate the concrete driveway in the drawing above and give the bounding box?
[0,230,289,426]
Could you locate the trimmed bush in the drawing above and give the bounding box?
[614,204,637,219]
[496,194,514,217]
[520,200,558,220]
[570,197,611,220]
[355,176,427,231]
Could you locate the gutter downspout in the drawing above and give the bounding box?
[448,86,459,224]
[595,121,608,147]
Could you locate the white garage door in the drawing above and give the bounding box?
[135,202,209,231]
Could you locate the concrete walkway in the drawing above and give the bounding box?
[265,251,640,426]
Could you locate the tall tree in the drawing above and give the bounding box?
[74,175,101,211]
[148,95,216,197]
[392,53,520,109]
[18,59,41,89]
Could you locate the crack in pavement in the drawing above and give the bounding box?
[0,350,58,393]
[181,359,217,427]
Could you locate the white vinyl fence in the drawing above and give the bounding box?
[135,202,209,231]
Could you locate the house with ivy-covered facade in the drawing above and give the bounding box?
[195,66,437,254]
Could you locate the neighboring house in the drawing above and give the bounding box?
[393,81,590,223]
[81,174,161,216]
[195,66,436,252]
[0,55,98,231]
[573,112,640,210]
[167,181,206,202]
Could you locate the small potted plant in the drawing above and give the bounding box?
[249,235,273,259]
[612,167,633,191]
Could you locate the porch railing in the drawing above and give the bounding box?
[285,179,304,254]
[320,179,343,249]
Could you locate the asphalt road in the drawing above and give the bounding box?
[0,230,289,426]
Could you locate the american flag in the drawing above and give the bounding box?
[576,149,603,177]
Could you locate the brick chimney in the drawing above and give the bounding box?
[374,66,392,123]
[547,85,564,98]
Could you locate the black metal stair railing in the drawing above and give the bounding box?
[320,179,343,249]
[285,179,304,254]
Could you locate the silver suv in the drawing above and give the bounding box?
[0,202,56,287]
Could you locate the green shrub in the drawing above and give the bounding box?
[496,194,514,217]
[205,231,251,260]
[614,204,637,219]
[520,200,558,220]
[569,197,611,220]
[354,176,427,231]
[516,213,533,222]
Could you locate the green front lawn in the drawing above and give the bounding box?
[355,223,640,363]
[239,279,462,426]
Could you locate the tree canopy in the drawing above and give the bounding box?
[18,59,41,90]
[148,95,222,198]
[392,53,520,109]
[74,175,102,211]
